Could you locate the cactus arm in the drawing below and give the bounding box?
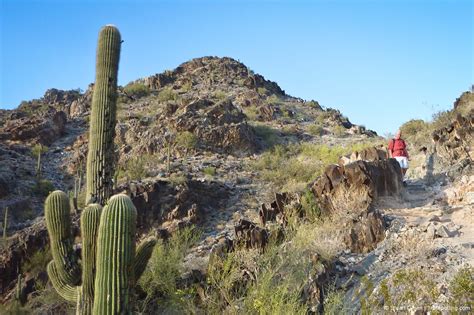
[134,238,157,280]
[47,261,79,303]
[45,191,81,285]
[78,204,102,314]
[93,194,137,315]
[85,25,121,206]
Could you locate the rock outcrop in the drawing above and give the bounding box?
[432,112,473,177]
[0,108,67,145]
[312,159,403,252]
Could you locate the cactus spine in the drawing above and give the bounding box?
[85,25,121,206]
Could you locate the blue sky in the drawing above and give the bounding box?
[1,0,472,135]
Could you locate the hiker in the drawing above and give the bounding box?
[388,130,409,186]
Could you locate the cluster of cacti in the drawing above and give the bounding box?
[45,25,157,314]
[45,191,156,314]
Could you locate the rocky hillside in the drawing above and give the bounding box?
[0,57,472,314]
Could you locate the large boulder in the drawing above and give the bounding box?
[312,159,403,253]
[313,159,403,215]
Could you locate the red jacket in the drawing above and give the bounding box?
[388,138,409,158]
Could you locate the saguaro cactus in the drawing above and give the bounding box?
[93,194,137,314]
[85,25,121,205]
[46,192,155,314]
[45,25,156,314]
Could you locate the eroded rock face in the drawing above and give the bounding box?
[122,178,231,232]
[0,220,50,298]
[0,108,67,145]
[339,146,388,166]
[312,159,402,253]
[432,112,473,177]
[313,159,403,215]
[173,99,257,155]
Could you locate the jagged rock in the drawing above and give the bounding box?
[0,219,50,298]
[435,225,452,238]
[259,192,300,226]
[432,108,473,178]
[234,219,269,250]
[343,210,386,253]
[313,159,403,215]
[312,158,403,253]
[339,146,388,166]
[122,178,231,231]
[1,108,67,145]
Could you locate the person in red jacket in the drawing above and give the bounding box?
[388,130,409,186]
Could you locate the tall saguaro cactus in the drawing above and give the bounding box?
[86,25,121,205]
[45,25,156,314]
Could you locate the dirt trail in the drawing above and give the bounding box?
[381,178,474,265]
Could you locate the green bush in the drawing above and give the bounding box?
[251,142,379,192]
[202,166,216,177]
[252,123,280,147]
[213,90,227,101]
[448,267,473,312]
[33,179,55,197]
[138,227,200,313]
[158,87,178,102]
[31,144,48,158]
[332,125,346,137]
[257,87,268,95]
[175,131,197,154]
[123,82,150,98]
[307,123,324,136]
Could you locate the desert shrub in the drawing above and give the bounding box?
[125,157,147,181]
[257,87,268,95]
[202,166,216,177]
[251,142,378,192]
[306,100,321,109]
[243,106,259,121]
[332,125,346,137]
[158,87,178,102]
[399,119,429,139]
[137,227,200,313]
[358,269,442,313]
[175,131,197,155]
[123,82,150,98]
[300,188,320,221]
[432,109,456,130]
[252,123,280,147]
[33,179,55,197]
[180,81,192,93]
[323,283,346,314]
[307,123,324,136]
[31,144,48,158]
[213,90,227,101]
[168,173,186,186]
[448,267,473,312]
[266,94,284,105]
[22,248,51,279]
[316,111,332,124]
[205,211,343,314]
